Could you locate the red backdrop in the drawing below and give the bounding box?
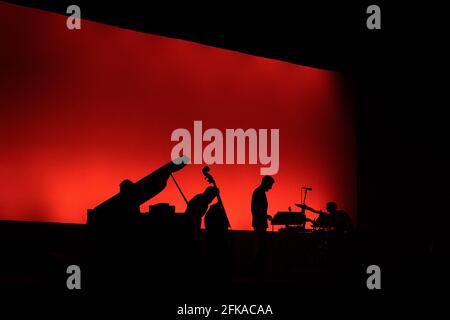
[0,2,356,230]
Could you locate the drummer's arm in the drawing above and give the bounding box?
[298,204,323,215]
[305,206,322,215]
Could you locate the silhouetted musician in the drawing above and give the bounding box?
[88,157,188,226]
[251,176,275,230]
[185,186,219,232]
[251,176,275,263]
[297,201,353,234]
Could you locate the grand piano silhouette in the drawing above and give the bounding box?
[87,157,188,227]
[84,157,197,293]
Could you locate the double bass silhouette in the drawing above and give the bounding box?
[202,166,231,232]
[202,166,232,287]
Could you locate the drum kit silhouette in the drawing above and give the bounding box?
[271,187,329,232]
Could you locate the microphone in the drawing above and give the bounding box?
[302,187,313,191]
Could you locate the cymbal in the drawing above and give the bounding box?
[295,203,306,208]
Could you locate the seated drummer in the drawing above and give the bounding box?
[299,201,353,234]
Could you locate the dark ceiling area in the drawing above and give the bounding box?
[4,0,392,72]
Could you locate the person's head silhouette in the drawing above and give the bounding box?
[261,176,275,192]
[326,201,338,213]
[119,179,134,193]
[203,186,219,203]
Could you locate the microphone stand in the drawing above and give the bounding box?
[301,187,310,231]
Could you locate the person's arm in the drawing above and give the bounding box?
[309,207,323,215]
[298,204,322,214]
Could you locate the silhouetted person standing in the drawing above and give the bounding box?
[251,176,275,267]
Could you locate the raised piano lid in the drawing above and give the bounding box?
[92,157,188,213]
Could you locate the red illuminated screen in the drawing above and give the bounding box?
[0,3,356,230]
